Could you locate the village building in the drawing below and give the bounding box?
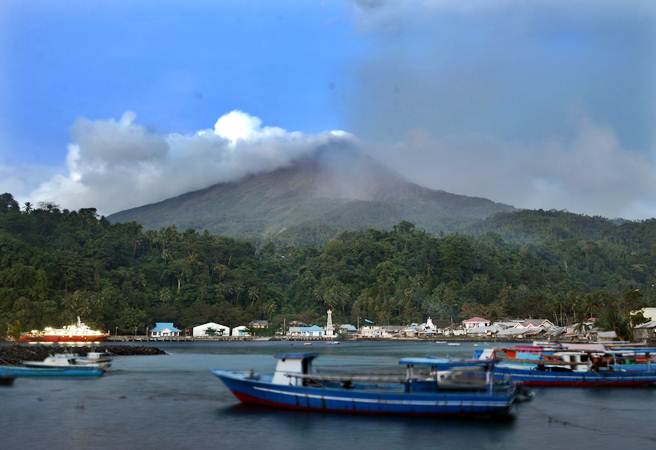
[150,322,181,337]
[358,325,404,338]
[633,320,656,341]
[516,319,555,329]
[462,317,491,331]
[339,324,357,334]
[442,327,466,337]
[287,325,325,337]
[249,320,269,329]
[231,325,251,337]
[631,307,656,322]
[192,322,230,337]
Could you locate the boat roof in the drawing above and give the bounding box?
[274,352,318,360]
[399,357,493,369]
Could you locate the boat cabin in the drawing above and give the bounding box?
[272,353,317,386]
[399,358,496,393]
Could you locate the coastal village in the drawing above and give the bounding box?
[131,307,656,342]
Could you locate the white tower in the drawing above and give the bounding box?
[325,308,335,338]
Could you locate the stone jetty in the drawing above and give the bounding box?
[0,344,165,365]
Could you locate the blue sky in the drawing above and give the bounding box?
[1,0,655,218]
[0,0,367,165]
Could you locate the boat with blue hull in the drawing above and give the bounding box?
[212,353,521,416]
[0,365,104,378]
[476,347,656,387]
[492,365,656,387]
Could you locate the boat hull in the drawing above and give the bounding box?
[212,370,516,416]
[495,366,656,387]
[18,335,108,343]
[0,366,104,378]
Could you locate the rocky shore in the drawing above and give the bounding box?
[0,344,166,365]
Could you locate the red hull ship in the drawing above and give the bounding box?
[19,317,109,343]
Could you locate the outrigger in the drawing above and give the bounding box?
[212,353,522,416]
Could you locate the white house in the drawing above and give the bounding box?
[231,325,251,337]
[287,325,325,337]
[358,325,404,338]
[462,317,491,331]
[339,324,357,334]
[192,322,230,337]
[632,307,656,322]
[150,322,181,337]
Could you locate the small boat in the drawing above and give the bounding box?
[303,342,313,346]
[434,341,448,344]
[447,343,461,346]
[0,365,104,378]
[78,352,113,368]
[212,353,521,416]
[23,353,110,370]
[325,341,340,345]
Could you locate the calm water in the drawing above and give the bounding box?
[2,341,656,450]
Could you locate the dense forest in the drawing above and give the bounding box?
[1,193,654,338]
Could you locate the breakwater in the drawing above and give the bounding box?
[0,344,165,365]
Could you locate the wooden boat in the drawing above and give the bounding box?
[23,353,111,370]
[212,353,521,416]
[0,365,104,378]
[478,347,656,387]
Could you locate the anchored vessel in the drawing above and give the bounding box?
[0,365,104,378]
[478,346,656,387]
[212,353,520,416]
[0,352,109,379]
[23,352,112,370]
[19,317,109,343]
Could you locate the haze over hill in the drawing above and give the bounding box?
[109,146,514,243]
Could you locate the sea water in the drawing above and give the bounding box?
[2,341,655,450]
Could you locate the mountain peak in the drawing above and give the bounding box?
[109,150,514,244]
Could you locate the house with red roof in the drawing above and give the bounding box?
[462,317,491,331]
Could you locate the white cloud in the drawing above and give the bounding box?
[27,110,352,215]
[373,118,656,219]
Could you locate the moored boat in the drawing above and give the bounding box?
[212,353,521,416]
[19,317,109,343]
[478,347,656,387]
[22,353,111,370]
[0,365,104,378]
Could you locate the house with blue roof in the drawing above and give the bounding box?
[150,322,181,337]
[287,325,325,337]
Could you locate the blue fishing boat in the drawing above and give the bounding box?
[212,353,521,416]
[0,365,104,378]
[492,364,656,387]
[476,348,656,387]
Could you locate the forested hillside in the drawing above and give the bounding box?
[1,193,654,338]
